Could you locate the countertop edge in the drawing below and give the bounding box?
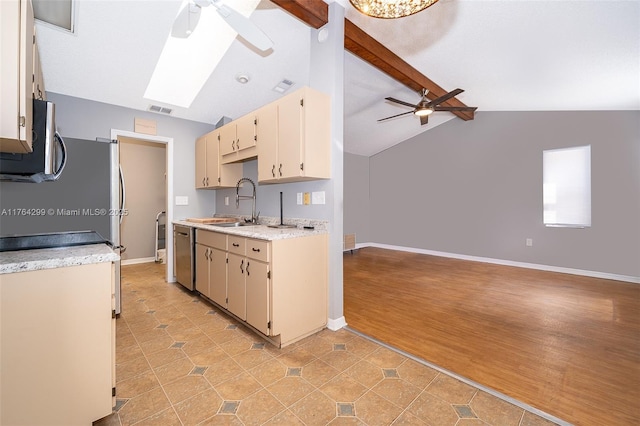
[0,244,119,275]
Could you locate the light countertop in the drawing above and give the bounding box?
[0,244,119,275]
[173,218,328,241]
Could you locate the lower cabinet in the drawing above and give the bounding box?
[0,262,115,425]
[195,228,327,347]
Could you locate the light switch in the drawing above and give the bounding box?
[312,191,325,205]
[175,196,189,206]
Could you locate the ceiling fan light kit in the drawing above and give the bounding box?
[379,88,477,126]
[349,0,439,19]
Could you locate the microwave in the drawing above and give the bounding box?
[0,99,66,183]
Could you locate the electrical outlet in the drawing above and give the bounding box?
[225,196,229,206]
[303,192,311,205]
[297,193,303,205]
[175,196,188,206]
[526,238,533,247]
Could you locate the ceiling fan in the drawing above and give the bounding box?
[171,0,273,52]
[379,88,477,125]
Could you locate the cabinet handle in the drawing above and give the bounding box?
[204,249,209,260]
[232,243,240,247]
[271,165,275,178]
[202,177,206,186]
[240,259,244,274]
[237,139,240,149]
[252,247,260,252]
[206,177,209,186]
[232,140,235,150]
[246,261,250,276]
[279,164,282,176]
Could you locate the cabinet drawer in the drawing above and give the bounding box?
[246,238,269,262]
[228,236,246,255]
[196,230,227,250]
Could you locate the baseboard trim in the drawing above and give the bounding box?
[121,257,157,266]
[357,243,639,284]
[326,316,347,331]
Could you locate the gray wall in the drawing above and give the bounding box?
[368,110,640,278]
[344,152,370,243]
[46,92,216,220]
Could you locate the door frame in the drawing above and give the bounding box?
[111,129,174,282]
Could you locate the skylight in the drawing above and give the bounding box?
[144,0,260,108]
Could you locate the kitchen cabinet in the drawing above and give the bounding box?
[258,86,331,184]
[195,129,242,189]
[32,27,45,100]
[195,230,227,307]
[194,227,327,347]
[0,0,35,153]
[220,113,257,164]
[0,262,115,425]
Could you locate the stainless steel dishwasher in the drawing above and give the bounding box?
[173,224,194,290]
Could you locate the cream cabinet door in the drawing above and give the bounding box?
[277,92,303,180]
[219,123,237,157]
[209,247,227,308]
[235,113,256,153]
[256,103,278,183]
[205,131,219,187]
[195,135,208,188]
[195,244,210,298]
[227,252,246,320]
[245,259,269,335]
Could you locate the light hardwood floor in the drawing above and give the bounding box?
[343,247,640,426]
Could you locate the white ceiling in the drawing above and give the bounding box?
[35,0,640,157]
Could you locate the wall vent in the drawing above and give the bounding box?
[148,105,173,115]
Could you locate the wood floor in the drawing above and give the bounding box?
[343,247,640,426]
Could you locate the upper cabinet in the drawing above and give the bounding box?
[220,113,257,164]
[195,85,331,188]
[195,129,242,189]
[258,87,331,184]
[0,0,36,153]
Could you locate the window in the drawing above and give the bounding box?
[543,145,591,228]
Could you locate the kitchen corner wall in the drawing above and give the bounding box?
[365,110,640,278]
[46,92,217,220]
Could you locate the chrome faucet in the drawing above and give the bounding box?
[236,178,259,224]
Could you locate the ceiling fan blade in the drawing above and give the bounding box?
[420,115,429,126]
[434,106,478,112]
[214,2,273,51]
[171,2,202,38]
[385,97,417,109]
[377,111,414,122]
[425,88,464,107]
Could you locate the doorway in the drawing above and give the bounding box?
[111,129,174,282]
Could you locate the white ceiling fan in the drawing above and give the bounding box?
[171,0,273,52]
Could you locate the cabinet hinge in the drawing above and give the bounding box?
[218,177,221,183]
[226,297,229,304]
[300,98,304,107]
[112,309,116,319]
[19,116,26,127]
[254,135,257,141]
[267,321,271,330]
[217,134,220,141]
[112,387,116,397]
[300,163,304,171]
[254,119,257,125]
[226,258,228,264]
[267,271,271,279]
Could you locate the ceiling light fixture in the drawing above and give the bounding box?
[349,0,439,19]
[414,108,433,117]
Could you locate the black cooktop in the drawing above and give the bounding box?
[0,230,108,252]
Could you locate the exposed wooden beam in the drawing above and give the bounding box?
[271,0,476,121]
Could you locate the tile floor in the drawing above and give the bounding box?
[95,262,560,426]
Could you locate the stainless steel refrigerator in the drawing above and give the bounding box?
[0,137,124,313]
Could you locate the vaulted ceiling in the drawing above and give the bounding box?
[35,0,639,157]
